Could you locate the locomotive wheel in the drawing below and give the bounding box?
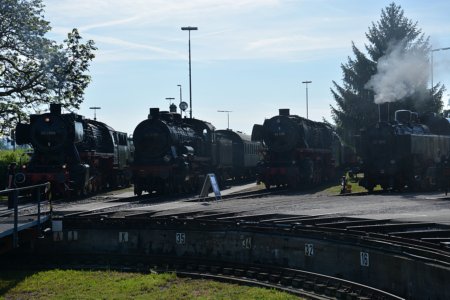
[288,177,300,189]
[134,185,143,196]
[92,182,98,193]
[82,186,89,196]
[156,182,166,195]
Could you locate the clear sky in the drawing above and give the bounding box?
[42,0,450,135]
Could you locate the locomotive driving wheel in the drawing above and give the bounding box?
[134,186,143,196]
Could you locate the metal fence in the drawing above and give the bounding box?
[1,182,51,248]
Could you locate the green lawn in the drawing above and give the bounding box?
[0,270,300,300]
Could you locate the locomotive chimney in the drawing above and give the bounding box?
[169,103,177,113]
[279,109,290,116]
[149,108,160,119]
[50,103,61,115]
[378,103,390,122]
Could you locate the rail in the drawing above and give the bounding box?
[0,182,51,249]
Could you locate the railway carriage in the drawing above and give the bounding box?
[215,129,261,180]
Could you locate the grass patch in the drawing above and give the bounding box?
[0,269,300,300]
[322,173,382,196]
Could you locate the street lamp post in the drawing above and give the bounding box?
[218,110,232,130]
[431,47,450,98]
[181,26,198,119]
[165,97,175,111]
[301,81,312,119]
[177,84,182,117]
[89,106,101,121]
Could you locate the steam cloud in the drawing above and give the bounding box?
[365,44,429,104]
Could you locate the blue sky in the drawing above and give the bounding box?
[42,0,450,135]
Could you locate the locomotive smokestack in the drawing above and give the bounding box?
[149,108,160,119]
[279,109,290,116]
[378,103,390,122]
[50,103,61,115]
[169,103,177,113]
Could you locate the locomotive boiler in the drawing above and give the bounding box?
[253,109,338,189]
[358,110,450,192]
[131,107,263,196]
[15,104,132,197]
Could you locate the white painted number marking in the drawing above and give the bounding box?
[305,244,314,256]
[119,232,128,243]
[53,231,63,241]
[176,233,186,245]
[360,252,370,267]
[68,231,78,241]
[242,237,252,249]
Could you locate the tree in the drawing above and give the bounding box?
[0,0,96,134]
[330,2,445,147]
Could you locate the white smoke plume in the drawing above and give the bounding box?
[365,43,429,104]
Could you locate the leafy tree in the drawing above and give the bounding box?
[330,2,445,147]
[0,0,96,135]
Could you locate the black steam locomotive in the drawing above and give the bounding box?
[132,107,262,196]
[358,110,450,192]
[15,104,132,197]
[252,109,339,189]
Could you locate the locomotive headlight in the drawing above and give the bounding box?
[163,155,171,162]
[45,117,50,123]
[390,159,396,164]
[22,165,26,169]
[62,164,67,169]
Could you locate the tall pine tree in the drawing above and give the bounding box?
[331,3,445,147]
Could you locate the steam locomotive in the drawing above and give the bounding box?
[252,109,339,189]
[358,110,450,192]
[131,107,262,196]
[15,104,132,197]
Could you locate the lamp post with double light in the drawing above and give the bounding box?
[218,110,232,130]
[89,106,101,121]
[165,97,175,112]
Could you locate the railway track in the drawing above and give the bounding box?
[1,253,403,300]
[3,186,450,298]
